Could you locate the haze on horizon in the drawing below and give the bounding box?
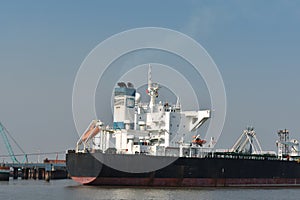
[0,1,300,162]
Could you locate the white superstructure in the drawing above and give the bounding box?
[276,129,300,159]
[76,65,211,157]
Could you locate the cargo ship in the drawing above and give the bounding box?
[67,66,300,187]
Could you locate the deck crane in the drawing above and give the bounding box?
[230,126,263,154]
[0,122,28,163]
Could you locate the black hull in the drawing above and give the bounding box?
[0,172,10,181]
[66,150,300,187]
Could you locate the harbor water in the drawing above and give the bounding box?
[1,178,300,200]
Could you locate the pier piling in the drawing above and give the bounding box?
[13,168,18,179]
[21,168,29,179]
[38,168,45,180]
[45,171,51,182]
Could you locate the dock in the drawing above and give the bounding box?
[5,159,68,181]
[0,122,68,181]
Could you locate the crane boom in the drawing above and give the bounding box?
[0,122,28,163]
[0,122,19,163]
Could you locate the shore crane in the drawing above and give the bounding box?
[0,122,28,163]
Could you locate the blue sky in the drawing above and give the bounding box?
[0,1,300,161]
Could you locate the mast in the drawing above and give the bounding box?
[148,64,152,90]
[147,64,159,112]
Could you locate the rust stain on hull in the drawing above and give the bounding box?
[72,177,300,187]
